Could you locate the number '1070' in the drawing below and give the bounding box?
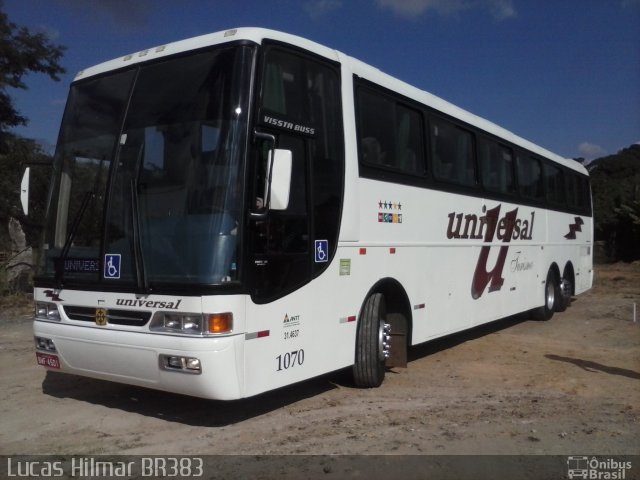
[276,350,305,371]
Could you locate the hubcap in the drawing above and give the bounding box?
[378,322,392,361]
[546,281,555,310]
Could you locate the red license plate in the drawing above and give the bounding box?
[36,352,60,369]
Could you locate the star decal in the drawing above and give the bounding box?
[378,200,403,210]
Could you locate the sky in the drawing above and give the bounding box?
[4,0,640,161]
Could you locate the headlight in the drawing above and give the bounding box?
[149,312,233,336]
[35,302,61,321]
[159,354,202,374]
[150,313,203,334]
[35,336,57,352]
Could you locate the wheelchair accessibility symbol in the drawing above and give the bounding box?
[314,240,329,263]
[104,254,121,279]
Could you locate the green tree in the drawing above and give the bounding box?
[0,132,51,293]
[0,1,64,260]
[612,200,640,262]
[589,144,640,261]
[0,1,65,151]
[0,133,51,246]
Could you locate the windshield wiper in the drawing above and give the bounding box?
[55,191,94,288]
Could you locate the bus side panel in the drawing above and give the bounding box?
[356,179,552,345]
[240,187,593,399]
[242,265,359,398]
[544,209,593,295]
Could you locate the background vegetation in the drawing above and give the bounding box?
[588,144,640,262]
[1,1,64,293]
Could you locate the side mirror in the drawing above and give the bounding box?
[20,167,30,215]
[268,149,292,210]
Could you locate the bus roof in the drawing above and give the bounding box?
[344,54,586,174]
[73,27,341,81]
[73,27,586,175]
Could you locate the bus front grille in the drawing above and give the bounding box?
[63,306,152,327]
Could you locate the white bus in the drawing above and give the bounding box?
[33,28,593,400]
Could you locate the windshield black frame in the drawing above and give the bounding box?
[36,42,257,294]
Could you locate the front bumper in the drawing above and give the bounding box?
[34,320,245,400]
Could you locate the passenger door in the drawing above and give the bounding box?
[248,44,344,303]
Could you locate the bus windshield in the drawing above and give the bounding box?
[38,44,255,290]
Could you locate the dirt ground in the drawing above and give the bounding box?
[0,264,638,470]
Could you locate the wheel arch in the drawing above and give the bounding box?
[562,261,576,296]
[548,262,562,286]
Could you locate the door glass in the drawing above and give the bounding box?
[250,46,343,302]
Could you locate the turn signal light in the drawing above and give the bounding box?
[207,312,233,334]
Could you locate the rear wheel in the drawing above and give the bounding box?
[533,269,558,321]
[556,276,572,312]
[353,293,391,387]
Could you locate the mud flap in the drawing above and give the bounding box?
[385,313,408,368]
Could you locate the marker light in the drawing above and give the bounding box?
[207,312,233,334]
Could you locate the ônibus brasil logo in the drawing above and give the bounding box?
[446,204,535,299]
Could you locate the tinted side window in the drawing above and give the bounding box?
[430,118,475,187]
[395,104,424,174]
[566,172,580,210]
[357,87,424,175]
[262,49,305,120]
[566,171,591,213]
[544,163,565,205]
[516,154,544,200]
[580,176,592,213]
[478,138,515,194]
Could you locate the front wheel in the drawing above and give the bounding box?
[353,293,391,387]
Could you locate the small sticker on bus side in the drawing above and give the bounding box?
[104,254,121,279]
[315,240,329,263]
[377,200,403,224]
[339,259,351,276]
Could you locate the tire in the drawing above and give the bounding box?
[555,276,572,312]
[353,293,391,387]
[532,269,559,321]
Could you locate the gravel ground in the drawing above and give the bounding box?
[0,263,638,478]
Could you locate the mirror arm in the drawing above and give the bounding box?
[250,130,276,220]
[253,130,276,145]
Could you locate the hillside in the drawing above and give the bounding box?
[588,144,640,261]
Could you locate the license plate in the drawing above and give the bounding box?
[36,352,60,369]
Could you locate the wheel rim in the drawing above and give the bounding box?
[546,281,555,310]
[378,321,391,361]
